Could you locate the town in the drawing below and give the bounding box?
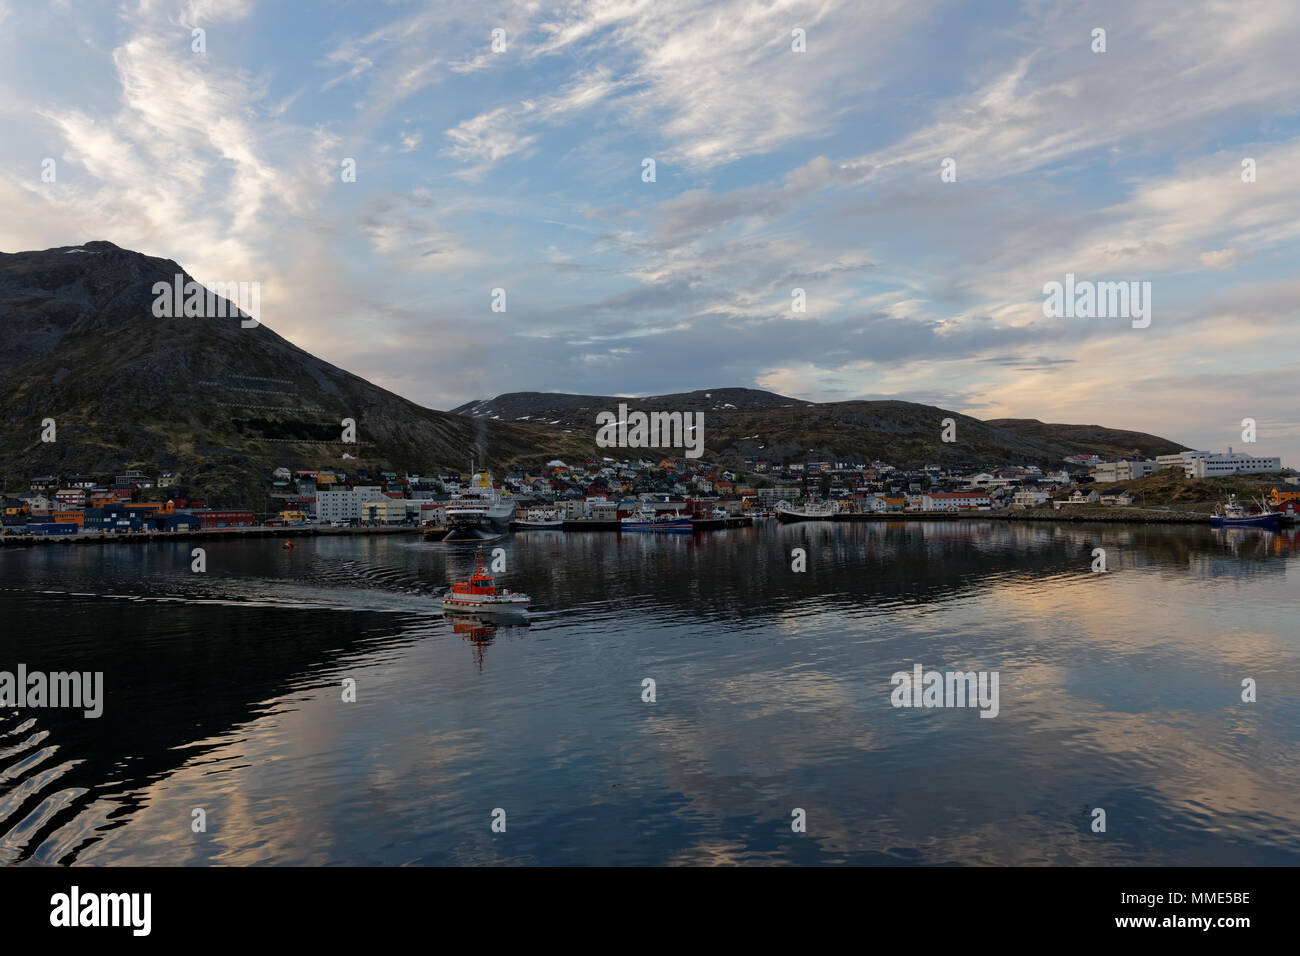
[2,447,1295,538]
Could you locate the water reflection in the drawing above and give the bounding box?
[0,521,1296,865]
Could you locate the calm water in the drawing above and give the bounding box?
[1,521,1297,866]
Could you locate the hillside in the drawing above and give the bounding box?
[986,418,1182,461]
[1067,470,1292,512]
[0,241,595,506]
[455,391,1189,469]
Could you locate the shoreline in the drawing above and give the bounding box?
[0,525,423,546]
[4,509,1294,545]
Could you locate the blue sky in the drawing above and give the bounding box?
[2,0,1299,463]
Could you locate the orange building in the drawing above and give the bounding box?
[1268,487,1300,506]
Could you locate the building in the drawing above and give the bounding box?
[193,509,256,529]
[1011,489,1051,508]
[1157,451,1210,470]
[316,486,383,523]
[1184,451,1282,478]
[161,513,202,532]
[1093,459,1158,482]
[53,488,87,509]
[361,498,407,524]
[1054,490,1100,509]
[921,492,992,511]
[1268,487,1300,506]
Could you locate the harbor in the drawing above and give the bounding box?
[3,519,1298,866]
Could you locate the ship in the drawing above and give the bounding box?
[620,509,692,532]
[442,467,516,541]
[1210,494,1280,530]
[514,507,565,530]
[775,499,841,522]
[439,547,531,611]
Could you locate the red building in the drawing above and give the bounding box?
[193,509,256,528]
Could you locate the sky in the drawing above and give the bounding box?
[1,0,1298,463]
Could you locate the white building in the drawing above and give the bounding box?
[316,485,384,522]
[1054,489,1100,509]
[921,492,992,511]
[1094,459,1158,482]
[1011,489,1051,508]
[1157,451,1209,470]
[1184,451,1282,478]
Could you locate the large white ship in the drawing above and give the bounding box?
[443,469,515,540]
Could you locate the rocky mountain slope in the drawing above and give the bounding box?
[456,391,1188,468]
[0,241,595,505]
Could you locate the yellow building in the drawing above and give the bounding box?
[279,510,309,524]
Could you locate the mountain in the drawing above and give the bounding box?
[452,387,813,421]
[455,391,1188,468]
[0,241,595,506]
[983,419,1184,462]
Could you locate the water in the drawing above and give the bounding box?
[1,521,1297,865]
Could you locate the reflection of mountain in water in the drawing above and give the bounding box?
[1,522,1294,864]
[0,595,435,864]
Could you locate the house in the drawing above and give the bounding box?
[114,470,154,489]
[53,488,86,509]
[157,472,182,488]
[1054,490,1100,510]
[1268,487,1300,506]
[20,494,53,515]
[29,476,59,492]
[1099,492,1135,506]
[1011,489,1051,508]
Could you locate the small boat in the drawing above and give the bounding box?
[440,547,531,611]
[514,507,564,530]
[775,499,841,522]
[282,540,294,550]
[1211,495,1280,530]
[620,509,691,532]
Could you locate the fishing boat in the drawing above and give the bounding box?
[620,509,692,532]
[440,547,531,611]
[514,507,564,530]
[1210,495,1280,530]
[775,499,841,522]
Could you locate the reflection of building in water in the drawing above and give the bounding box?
[1185,531,1291,581]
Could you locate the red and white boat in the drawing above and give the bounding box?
[440,547,531,611]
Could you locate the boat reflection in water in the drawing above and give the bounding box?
[442,609,529,669]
